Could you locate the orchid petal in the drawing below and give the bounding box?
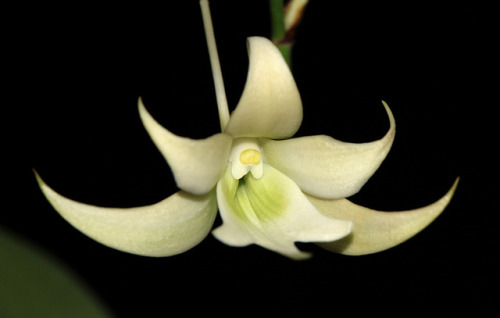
[35,172,218,257]
[307,178,459,255]
[261,101,395,199]
[212,164,352,260]
[224,37,303,139]
[138,98,232,195]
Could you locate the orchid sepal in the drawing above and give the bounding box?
[307,178,459,255]
[35,171,218,257]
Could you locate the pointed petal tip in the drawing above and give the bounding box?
[262,101,396,200]
[137,97,148,118]
[32,168,40,181]
[33,170,53,195]
[36,173,219,257]
[449,176,460,194]
[381,100,396,137]
[138,98,232,195]
[313,177,459,256]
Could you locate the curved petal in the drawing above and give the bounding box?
[139,98,232,195]
[307,178,459,255]
[35,172,218,257]
[261,101,395,199]
[224,37,303,139]
[212,164,352,260]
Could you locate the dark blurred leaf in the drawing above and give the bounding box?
[0,227,113,318]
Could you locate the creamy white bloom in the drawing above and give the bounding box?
[36,2,457,260]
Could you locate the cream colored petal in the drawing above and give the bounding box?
[138,98,232,195]
[213,164,352,260]
[307,178,459,255]
[35,172,218,257]
[224,37,303,139]
[261,101,395,199]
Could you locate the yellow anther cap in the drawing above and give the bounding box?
[239,149,262,165]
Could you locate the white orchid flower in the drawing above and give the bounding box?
[35,0,457,260]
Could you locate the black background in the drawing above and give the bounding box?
[8,0,497,316]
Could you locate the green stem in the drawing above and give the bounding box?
[269,0,285,42]
[269,0,292,67]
